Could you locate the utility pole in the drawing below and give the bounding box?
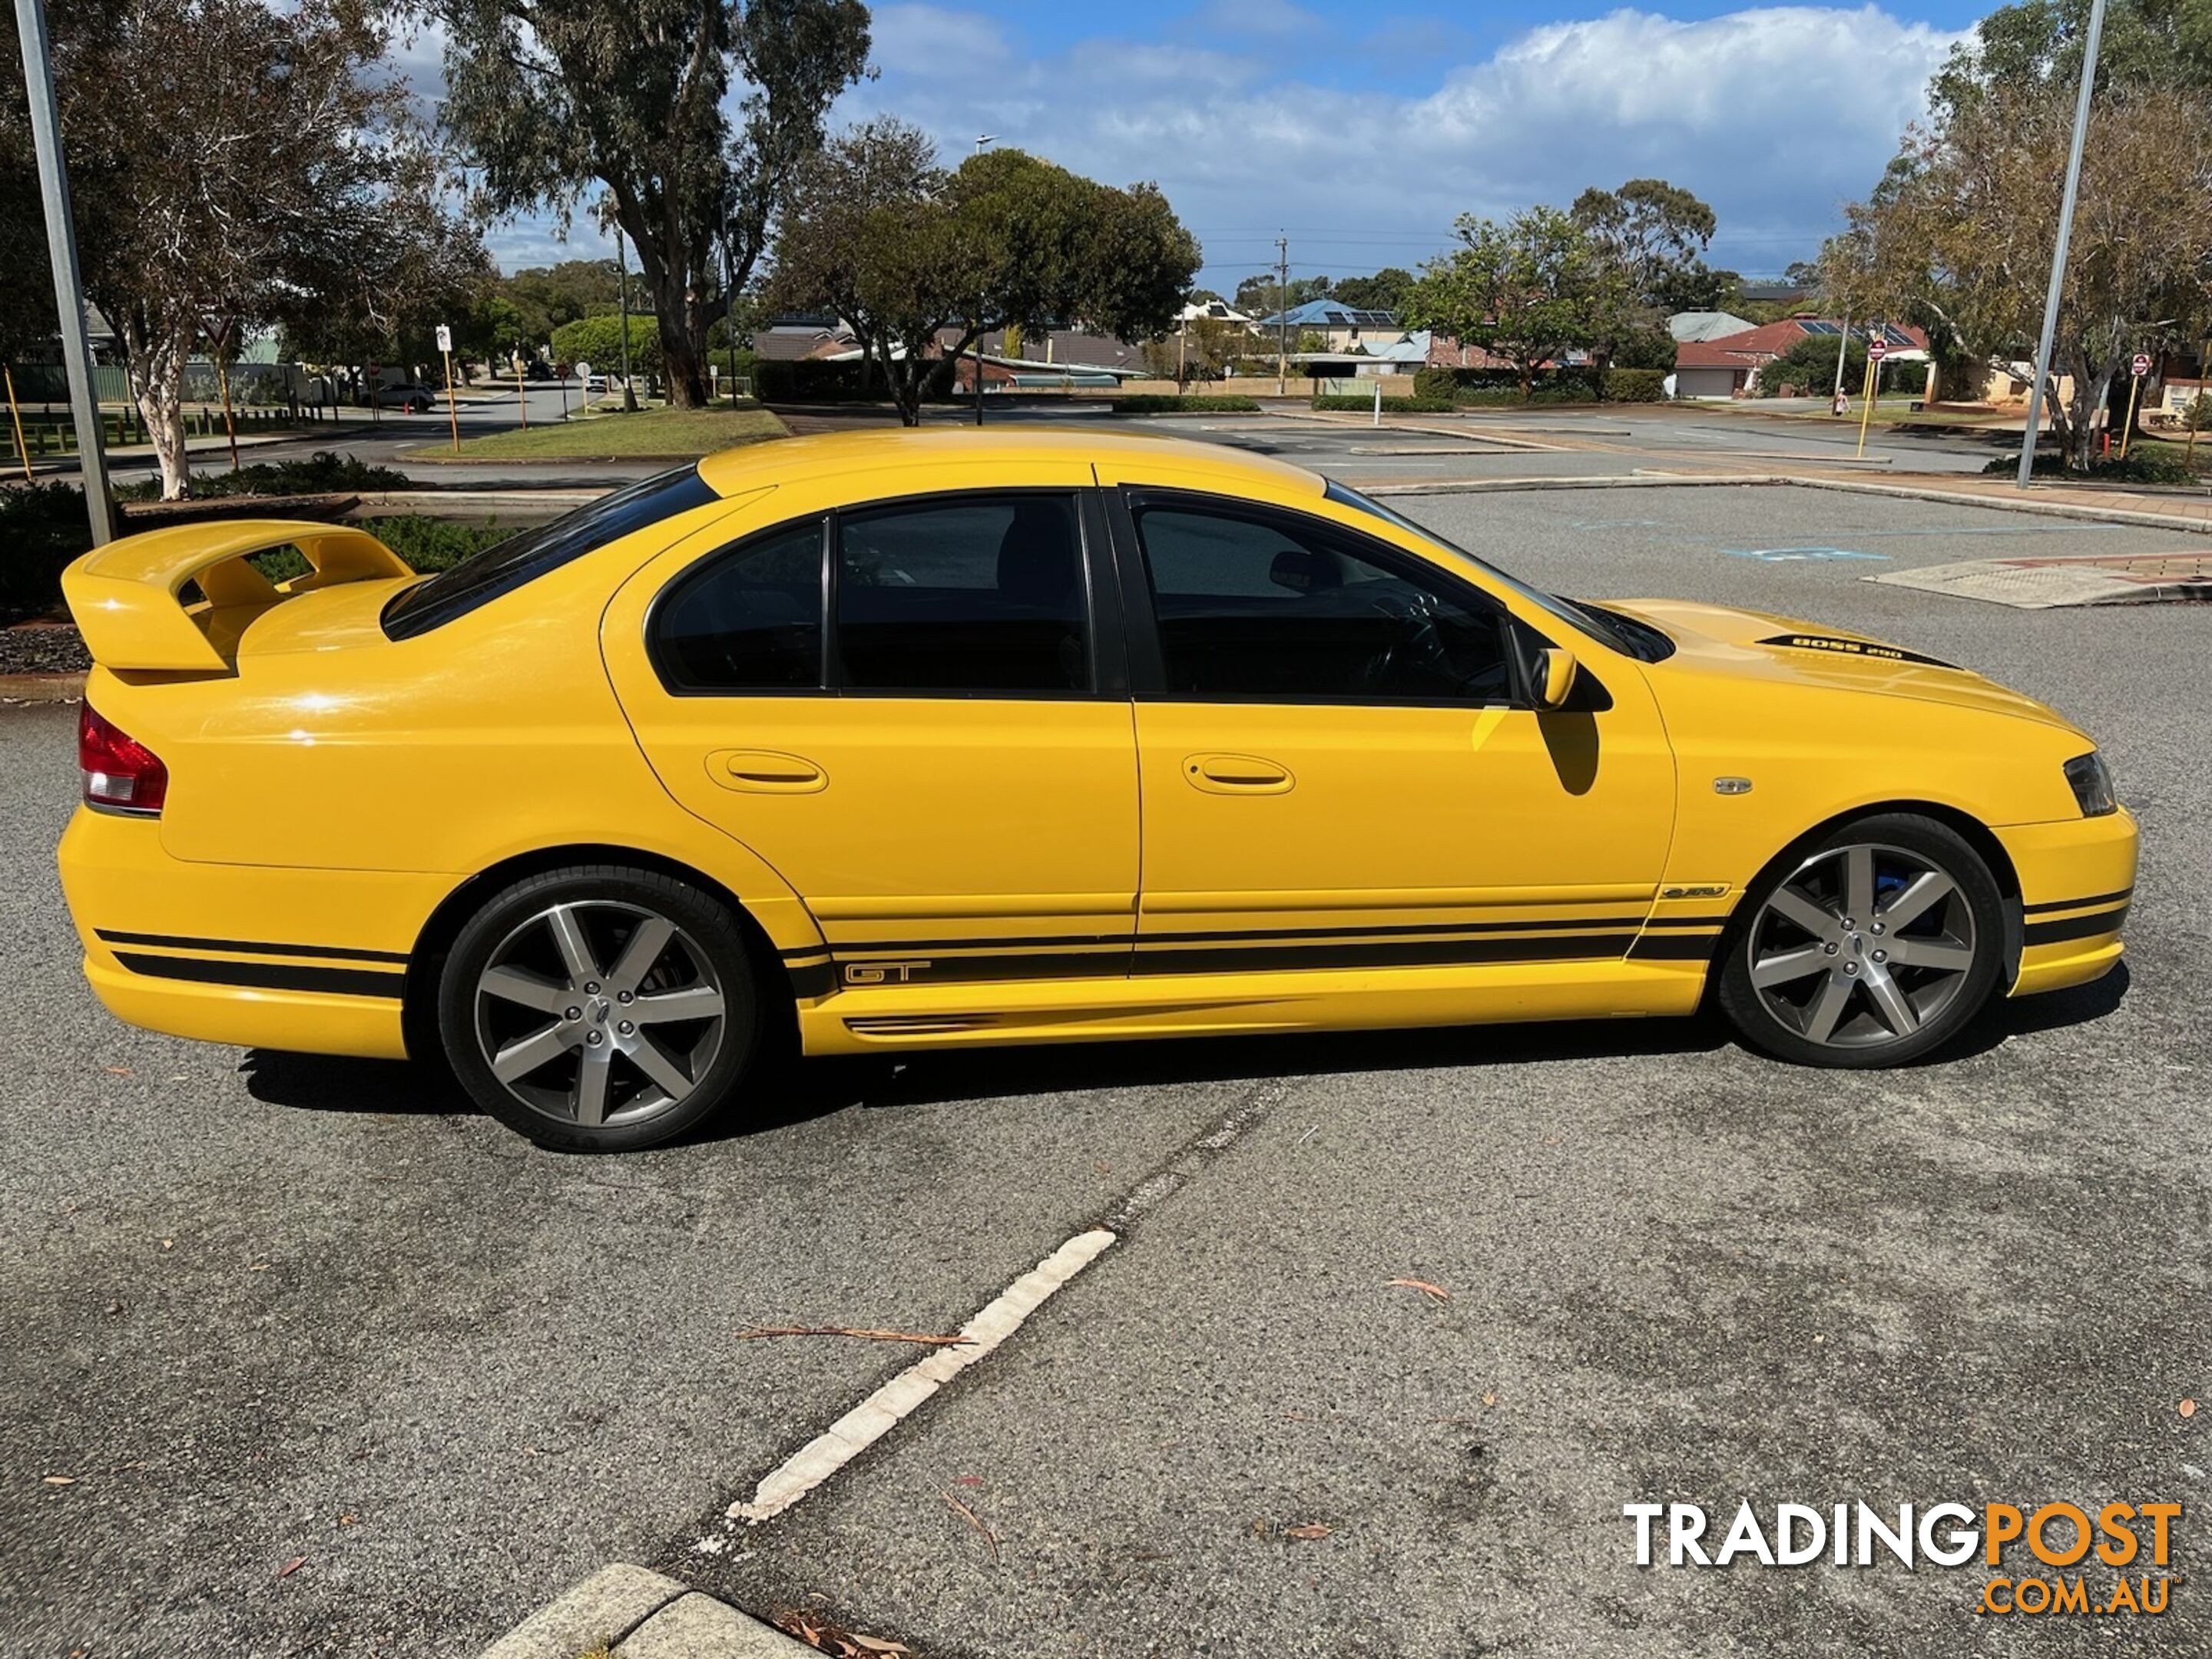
[1275,234,1290,396]
[2018,0,2108,488]
[13,0,115,543]
[615,223,637,412]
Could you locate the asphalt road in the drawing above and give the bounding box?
[3,482,2206,1658]
[55,395,2021,499]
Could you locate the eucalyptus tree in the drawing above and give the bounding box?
[427,0,871,407]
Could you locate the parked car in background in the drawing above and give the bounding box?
[374,382,439,412]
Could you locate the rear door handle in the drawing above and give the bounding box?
[709,749,828,793]
[1184,753,1293,795]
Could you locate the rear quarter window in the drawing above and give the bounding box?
[382,466,720,640]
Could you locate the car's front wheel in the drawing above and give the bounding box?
[1717,813,2005,1068]
[437,866,760,1150]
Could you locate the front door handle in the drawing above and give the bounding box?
[709,749,828,793]
[1184,753,1293,795]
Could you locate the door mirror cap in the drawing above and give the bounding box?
[1535,647,1579,711]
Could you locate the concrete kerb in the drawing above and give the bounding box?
[0,672,85,704]
[478,1564,816,1659]
[1368,469,2212,535]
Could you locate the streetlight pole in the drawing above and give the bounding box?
[2017,0,2108,488]
[972,134,994,428]
[13,0,115,542]
[614,224,639,412]
[1275,233,1289,397]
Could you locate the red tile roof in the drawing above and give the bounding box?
[1674,319,1929,370]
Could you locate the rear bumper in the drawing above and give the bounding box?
[1995,807,2138,998]
[58,806,449,1060]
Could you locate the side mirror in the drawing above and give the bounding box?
[1534,647,1579,711]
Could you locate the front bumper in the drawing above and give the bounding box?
[57,806,449,1061]
[1994,806,2138,998]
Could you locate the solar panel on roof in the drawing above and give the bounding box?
[1801,321,1840,336]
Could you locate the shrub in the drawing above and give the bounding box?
[2184,394,2212,432]
[1310,394,1456,412]
[360,515,518,571]
[1412,364,1611,405]
[1984,446,2203,484]
[0,482,98,620]
[115,450,412,502]
[1108,394,1260,413]
[1601,368,1667,403]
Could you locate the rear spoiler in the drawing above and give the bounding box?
[61,519,414,672]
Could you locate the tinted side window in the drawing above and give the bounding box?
[836,495,1088,694]
[382,465,720,640]
[1134,505,1509,701]
[654,520,825,690]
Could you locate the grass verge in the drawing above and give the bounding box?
[415,406,788,462]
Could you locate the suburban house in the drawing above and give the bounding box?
[1177,298,1253,327]
[1672,319,1928,399]
[1290,330,1432,379]
[1253,298,1404,354]
[1667,310,1756,343]
[750,313,858,361]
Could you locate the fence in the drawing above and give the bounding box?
[0,402,298,465]
[8,359,300,409]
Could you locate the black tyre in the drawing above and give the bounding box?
[437,865,761,1151]
[1717,813,2005,1068]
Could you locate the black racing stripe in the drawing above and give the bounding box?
[786,960,836,998]
[2022,887,2134,916]
[833,915,1663,955]
[1628,932,1721,962]
[1133,934,1634,975]
[114,951,405,998]
[98,929,409,965]
[2023,903,2129,946]
[831,932,1128,956]
[1641,915,1733,929]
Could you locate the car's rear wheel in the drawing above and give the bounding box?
[1717,813,2005,1068]
[438,866,760,1151]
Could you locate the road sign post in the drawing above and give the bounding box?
[1856,334,1887,458]
[2119,351,2151,458]
[436,324,459,453]
[514,353,528,430]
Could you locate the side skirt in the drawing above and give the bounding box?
[797,957,1710,1056]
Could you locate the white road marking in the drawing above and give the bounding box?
[723,1227,1119,1525]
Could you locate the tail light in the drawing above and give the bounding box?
[79,702,168,814]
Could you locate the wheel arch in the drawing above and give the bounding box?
[1709,798,2024,1006]
[399,843,798,1064]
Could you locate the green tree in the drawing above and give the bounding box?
[1403,207,1616,399]
[1929,0,2212,111]
[1329,268,1414,316]
[550,313,662,381]
[773,120,1198,424]
[427,0,870,409]
[20,0,481,498]
[1572,177,1717,365]
[1841,83,2212,468]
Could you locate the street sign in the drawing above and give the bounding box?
[1866,336,1888,362]
[2131,353,2151,378]
[435,323,452,354]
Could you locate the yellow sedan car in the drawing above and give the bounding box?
[58,430,2134,1150]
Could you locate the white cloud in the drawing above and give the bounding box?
[846,4,1965,284]
[392,2,1965,285]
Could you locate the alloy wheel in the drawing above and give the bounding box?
[471,899,727,1128]
[1743,841,1981,1051]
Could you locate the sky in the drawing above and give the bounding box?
[412,2,1999,295]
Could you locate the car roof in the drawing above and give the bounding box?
[694,426,1323,501]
